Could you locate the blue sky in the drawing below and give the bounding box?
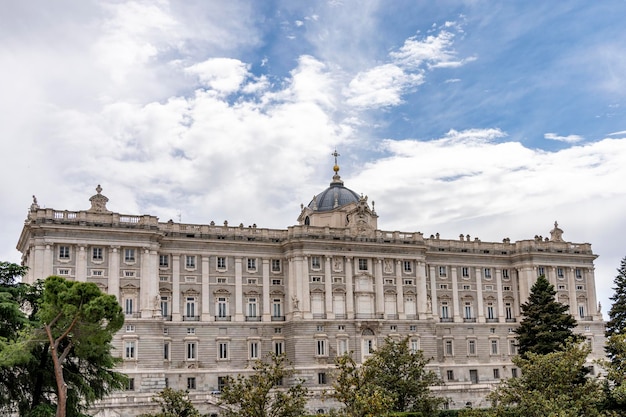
[1,0,626,317]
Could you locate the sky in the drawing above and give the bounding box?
[1,0,626,319]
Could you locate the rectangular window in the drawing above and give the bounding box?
[219,342,229,359]
[470,369,479,384]
[91,269,103,276]
[575,268,583,279]
[218,376,228,391]
[579,305,585,318]
[217,297,228,318]
[464,303,473,319]
[159,255,169,267]
[505,303,513,320]
[249,341,259,359]
[537,266,545,277]
[59,246,70,259]
[92,247,103,261]
[410,339,419,353]
[484,268,491,278]
[445,340,453,356]
[358,258,368,271]
[271,278,282,285]
[186,297,196,318]
[187,342,197,360]
[487,304,495,320]
[187,327,195,335]
[503,286,511,291]
[333,277,344,283]
[247,258,257,271]
[272,259,281,272]
[58,269,70,275]
[558,284,566,290]
[186,255,196,269]
[461,267,469,278]
[187,377,196,390]
[493,368,500,379]
[272,299,282,318]
[441,303,449,319]
[316,339,327,356]
[491,339,499,355]
[318,372,327,385]
[463,284,471,290]
[124,270,135,277]
[124,298,134,314]
[511,368,518,378]
[161,296,169,317]
[274,327,282,334]
[446,370,454,381]
[409,325,417,331]
[337,339,348,356]
[557,267,564,278]
[127,378,135,391]
[385,278,395,285]
[439,266,447,277]
[311,256,321,269]
[577,285,584,290]
[247,278,257,285]
[124,248,135,263]
[509,340,517,355]
[274,341,284,356]
[217,256,226,269]
[163,342,170,360]
[403,261,412,272]
[311,276,322,283]
[125,324,135,332]
[403,279,414,285]
[247,298,258,318]
[502,269,509,279]
[217,277,227,284]
[468,340,476,355]
[125,341,135,359]
[439,284,448,290]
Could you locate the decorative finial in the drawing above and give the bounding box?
[96,184,102,194]
[332,149,340,174]
[88,184,110,213]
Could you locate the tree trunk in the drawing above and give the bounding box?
[45,324,67,417]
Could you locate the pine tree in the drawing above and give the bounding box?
[606,257,626,344]
[515,275,580,356]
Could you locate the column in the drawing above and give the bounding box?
[475,267,484,323]
[262,259,271,321]
[416,260,428,318]
[108,246,120,301]
[43,244,53,279]
[587,268,599,320]
[172,254,181,321]
[302,256,311,318]
[451,266,461,322]
[202,256,211,321]
[395,260,405,319]
[495,269,505,322]
[518,266,534,303]
[140,248,158,318]
[325,257,334,319]
[235,258,243,321]
[76,246,87,282]
[375,259,384,316]
[567,268,577,316]
[345,257,354,319]
[429,265,437,318]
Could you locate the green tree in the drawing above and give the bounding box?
[514,275,580,356]
[138,388,201,417]
[362,336,444,413]
[37,275,126,417]
[218,352,308,417]
[601,257,626,414]
[488,341,604,417]
[329,353,393,417]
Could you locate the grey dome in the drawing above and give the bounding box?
[308,175,360,212]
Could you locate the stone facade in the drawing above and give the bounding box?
[16,169,605,415]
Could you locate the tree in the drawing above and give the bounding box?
[138,388,201,417]
[329,353,394,417]
[37,275,126,417]
[606,257,626,353]
[362,336,444,413]
[218,353,308,417]
[488,341,604,417]
[514,275,580,356]
[601,257,626,414]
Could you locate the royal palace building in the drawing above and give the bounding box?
[16,162,605,415]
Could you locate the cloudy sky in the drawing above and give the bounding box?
[2,1,625,317]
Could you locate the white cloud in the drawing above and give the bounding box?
[185,58,251,94]
[544,132,584,143]
[390,29,475,70]
[345,64,424,108]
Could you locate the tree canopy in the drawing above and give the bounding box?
[218,353,308,417]
[138,388,201,417]
[514,275,580,356]
[606,257,626,350]
[362,336,444,413]
[0,269,127,417]
[488,341,604,417]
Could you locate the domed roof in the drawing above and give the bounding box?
[307,154,360,212]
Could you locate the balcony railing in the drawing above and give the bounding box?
[245,316,261,322]
[355,313,385,319]
[505,318,517,323]
[579,316,594,321]
[312,313,327,319]
[125,312,142,319]
[334,314,347,319]
[162,315,173,321]
[486,318,499,323]
[463,317,477,323]
[215,315,232,322]
[271,315,285,321]
[183,315,200,321]
[440,317,453,323]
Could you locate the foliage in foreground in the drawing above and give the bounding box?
[138,388,201,417]
[514,275,581,357]
[218,352,308,417]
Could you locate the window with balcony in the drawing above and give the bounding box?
[217,256,226,269]
[185,255,196,269]
[311,256,321,269]
[218,342,229,360]
[247,258,257,271]
[358,258,368,271]
[159,254,169,268]
[92,247,103,261]
[59,246,70,260]
[272,259,281,272]
[124,248,135,263]
[403,261,412,273]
